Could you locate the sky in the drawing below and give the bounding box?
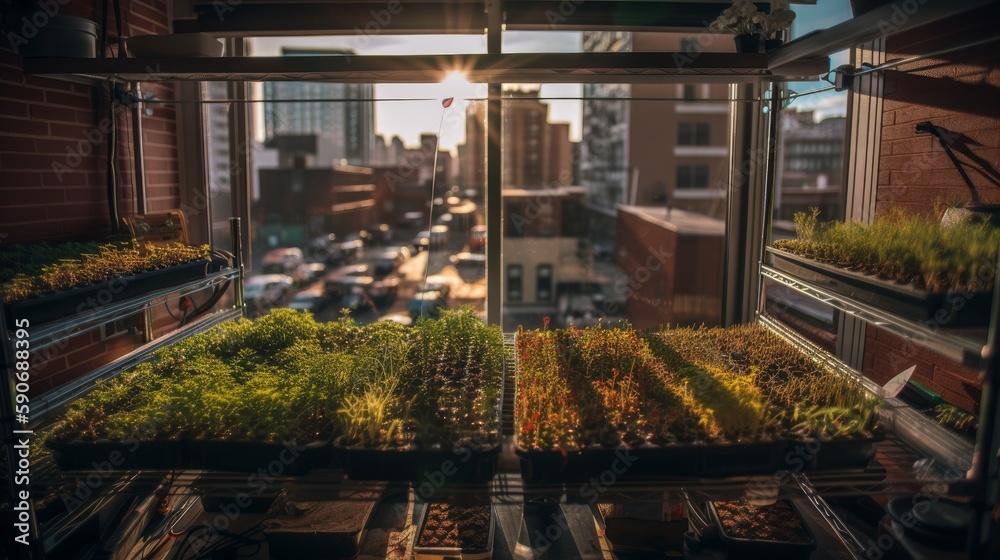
[250,1,853,150]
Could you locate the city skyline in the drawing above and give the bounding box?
[249,2,851,153]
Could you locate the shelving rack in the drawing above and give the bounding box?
[0,219,246,558]
[4,0,998,558]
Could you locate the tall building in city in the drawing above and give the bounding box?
[503,88,574,188]
[458,102,486,190]
[775,111,846,221]
[581,32,733,227]
[262,47,374,166]
[456,90,572,191]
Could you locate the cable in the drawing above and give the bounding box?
[106,89,121,234]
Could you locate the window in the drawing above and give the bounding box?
[676,165,710,189]
[678,122,710,145]
[536,265,553,302]
[507,265,523,302]
[682,84,697,100]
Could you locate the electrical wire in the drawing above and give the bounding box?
[142,95,760,104]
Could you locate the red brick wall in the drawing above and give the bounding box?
[616,208,723,329]
[864,5,999,414]
[1,1,183,396]
[875,5,1000,215]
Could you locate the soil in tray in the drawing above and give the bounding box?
[712,498,812,544]
[263,491,378,559]
[417,503,491,550]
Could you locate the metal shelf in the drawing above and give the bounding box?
[759,314,976,475]
[761,263,987,369]
[25,267,239,353]
[28,308,242,428]
[766,0,994,69]
[21,52,829,84]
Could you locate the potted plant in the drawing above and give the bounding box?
[710,2,796,53]
[2,240,215,327]
[769,208,998,326]
[332,309,504,485]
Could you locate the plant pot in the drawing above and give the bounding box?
[4,259,210,328]
[785,435,882,471]
[849,0,895,16]
[16,14,98,58]
[764,38,784,52]
[413,503,495,560]
[333,437,500,484]
[185,439,330,475]
[733,33,761,53]
[46,439,185,471]
[263,492,378,560]
[515,438,788,485]
[707,498,817,560]
[767,247,993,327]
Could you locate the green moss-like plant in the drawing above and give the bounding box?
[2,241,211,303]
[47,307,504,453]
[773,208,999,293]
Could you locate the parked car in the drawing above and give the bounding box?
[304,261,326,282]
[372,247,411,277]
[340,287,376,315]
[336,238,365,263]
[378,312,413,327]
[469,224,487,251]
[412,230,430,252]
[324,264,371,297]
[287,291,326,313]
[327,274,374,301]
[372,223,392,244]
[369,275,400,304]
[430,225,450,247]
[409,290,447,319]
[417,274,457,300]
[261,247,309,285]
[244,274,295,311]
[450,251,486,280]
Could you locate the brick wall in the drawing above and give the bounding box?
[864,5,999,414]
[616,207,724,329]
[875,4,1000,215]
[1,0,185,396]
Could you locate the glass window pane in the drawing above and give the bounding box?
[502,76,730,331]
[244,37,487,323]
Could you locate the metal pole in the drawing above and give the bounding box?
[967,249,1000,559]
[132,82,146,215]
[231,217,246,317]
